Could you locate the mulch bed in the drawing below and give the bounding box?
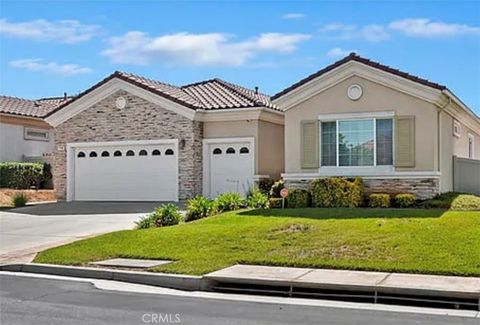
[0,189,56,207]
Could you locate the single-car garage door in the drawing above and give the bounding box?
[205,139,254,198]
[71,141,178,201]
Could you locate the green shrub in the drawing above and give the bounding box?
[247,189,269,209]
[451,195,480,211]
[369,194,391,208]
[257,179,274,196]
[268,198,283,208]
[394,194,416,208]
[287,189,310,208]
[310,177,364,208]
[0,162,45,189]
[215,192,245,212]
[136,204,181,229]
[12,192,27,207]
[269,180,285,198]
[421,192,463,209]
[185,196,216,222]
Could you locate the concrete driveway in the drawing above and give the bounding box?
[0,202,162,263]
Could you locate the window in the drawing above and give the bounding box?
[321,118,393,167]
[165,149,174,155]
[226,147,235,154]
[24,127,49,141]
[113,150,122,157]
[139,150,148,156]
[101,151,110,157]
[240,147,249,154]
[152,149,161,156]
[126,150,135,156]
[213,148,222,155]
[89,151,97,158]
[77,151,86,158]
[468,133,475,159]
[453,120,461,137]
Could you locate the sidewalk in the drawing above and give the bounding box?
[205,265,480,299]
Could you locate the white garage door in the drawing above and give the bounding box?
[72,142,178,201]
[207,141,254,198]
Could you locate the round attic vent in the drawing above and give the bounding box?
[115,96,127,109]
[347,84,363,101]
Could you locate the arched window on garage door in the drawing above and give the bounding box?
[89,151,97,158]
[226,147,235,154]
[240,147,249,154]
[152,149,161,156]
[139,149,148,156]
[114,150,122,157]
[101,151,110,157]
[126,150,135,156]
[77,151,86,158]
[213,148,222,155]
[165,149,174,155]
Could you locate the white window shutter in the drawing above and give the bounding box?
[395,116,415,167]
[301,120,319,169]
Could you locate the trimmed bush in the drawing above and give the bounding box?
[269,198,283,208]
[0,162,45,189]
[135,203,181,229]
[257,179,274,196]
[215,192,244,212]
[369,194,391,208]
[451,195,480,211]
[185,196,216,222]
[310,177,364,208]
[394,194,416,208]
[247,189,269,209]
[421,192,464,209]
[287,189,310,208]
[12,192,27,207]
[269,180,285,198]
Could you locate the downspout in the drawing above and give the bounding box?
[436,94,452,191]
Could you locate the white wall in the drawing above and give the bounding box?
[0,122,54,162]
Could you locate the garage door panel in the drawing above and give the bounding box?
[73,143,178,201]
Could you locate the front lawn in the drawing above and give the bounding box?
[34,208,480,276]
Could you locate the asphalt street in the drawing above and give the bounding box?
[1,273,478,325]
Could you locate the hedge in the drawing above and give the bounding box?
[287,189,310,208]
[310,177,364,208]
[0,162,50,189]
[369,194,391,208]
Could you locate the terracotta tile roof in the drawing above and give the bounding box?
[271,53,447,100]
[46,71,279,117]
[0,95,71,118]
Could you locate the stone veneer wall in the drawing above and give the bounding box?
[284,177,440,200]
[53,89,203,200]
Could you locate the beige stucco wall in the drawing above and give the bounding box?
[284,75,439,173]
[203,118,284,179]
[439,111,454,192]
[452,119,480,160]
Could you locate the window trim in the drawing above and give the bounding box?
[468,133,475,159]
[319,112,395,169]
[24,127,50,142]
[453,120,461,138]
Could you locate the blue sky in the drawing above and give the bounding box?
[1,1,479,113]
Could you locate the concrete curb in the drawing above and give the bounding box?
[0,263,206,291]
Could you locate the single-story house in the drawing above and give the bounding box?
[273,53,480,198]
[3,53,479,200]
[44,72,284,201]
[0,96,68,162]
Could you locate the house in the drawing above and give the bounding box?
[273,53,480,198]
[44,72,284,201]
[0,96,68,162]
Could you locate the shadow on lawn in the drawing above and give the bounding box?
[238,208,447,220]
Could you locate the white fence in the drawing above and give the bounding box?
[453,156,480,195]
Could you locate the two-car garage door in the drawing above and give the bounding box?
[71,141,178,201]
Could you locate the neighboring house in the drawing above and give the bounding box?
[44,72,284,201]
[0,96,68,162]
[273,53,480,198]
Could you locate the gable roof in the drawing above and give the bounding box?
[272,53,447,100]
[0,95,71,118]
[45,71,279,118]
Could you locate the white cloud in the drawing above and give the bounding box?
[282,13,305,20]
[101,31,311,66]
[319,23,390,42]
[326,47,355,57]
[0,18,99,43]
[389,18,480,37]
[9,59,92,76]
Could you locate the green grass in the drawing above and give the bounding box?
[34,208,480,276]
